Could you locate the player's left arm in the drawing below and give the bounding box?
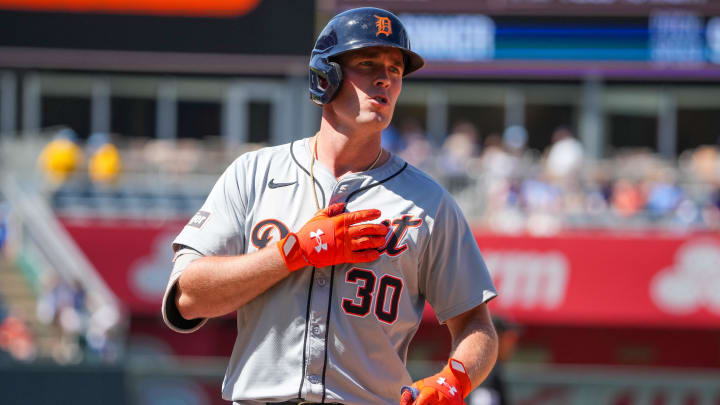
[445,302,498,389]
[403,190,499,404]
[402,304,497,405]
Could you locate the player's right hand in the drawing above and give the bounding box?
[277,202,389,271]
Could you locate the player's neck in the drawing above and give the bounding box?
[315,120,388,178]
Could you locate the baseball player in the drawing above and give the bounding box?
[162,7,498,405]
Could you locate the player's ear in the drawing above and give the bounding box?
[318,77,328,90]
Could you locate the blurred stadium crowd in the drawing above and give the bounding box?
[32,121,720,234]
[0,224,122,366]
[387,120,720,234]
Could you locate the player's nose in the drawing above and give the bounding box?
[373,69,391,88]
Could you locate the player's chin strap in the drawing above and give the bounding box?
[309,132,384,211]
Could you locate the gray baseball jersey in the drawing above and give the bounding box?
[162,137,497,405]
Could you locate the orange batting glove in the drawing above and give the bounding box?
[401,359,472,405]
[277,202,389,271]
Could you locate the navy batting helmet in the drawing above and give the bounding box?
[309,7,425,105]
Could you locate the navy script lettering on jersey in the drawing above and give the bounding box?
[380,215,422,256]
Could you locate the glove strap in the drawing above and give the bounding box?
[277,233,308,271]
[446,358,472,398]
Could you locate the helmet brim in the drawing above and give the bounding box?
[328,44,425,77]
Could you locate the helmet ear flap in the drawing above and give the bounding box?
[309,59,344,105]
[327,60,342,92]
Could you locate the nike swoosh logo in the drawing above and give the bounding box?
[268,179,297,189]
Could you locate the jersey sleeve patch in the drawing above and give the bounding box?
[187,210,211,229]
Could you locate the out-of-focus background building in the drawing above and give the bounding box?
[1,0,719,404]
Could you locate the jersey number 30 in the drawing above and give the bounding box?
[342,268,403,324]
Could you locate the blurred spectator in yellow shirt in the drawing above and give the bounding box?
[87,132,122,185]
[38,128,82,187]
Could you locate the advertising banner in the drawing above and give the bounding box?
[478,230,720,328]
[61,217,186,314]
[336,0,720,16]
[60,218,720,329]
[0,0,313,56]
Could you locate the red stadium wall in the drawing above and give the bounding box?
[60,217,720,367]
[476,230,720,328]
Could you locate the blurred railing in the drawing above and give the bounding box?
[0,174,118,299]
[503,363,720,405]
[0,136,126,361]
[3,353,718,404]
